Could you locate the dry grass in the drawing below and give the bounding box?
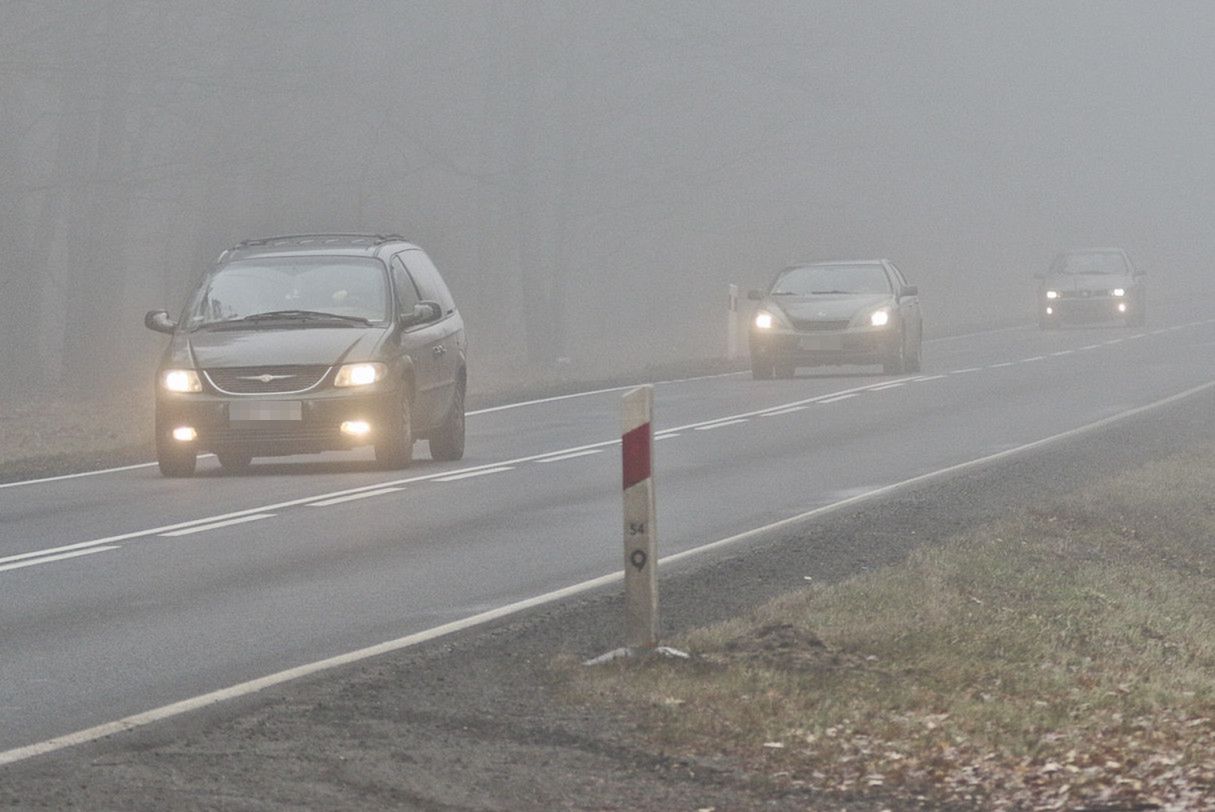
[0,393,154,465]
[567,448,1215,809]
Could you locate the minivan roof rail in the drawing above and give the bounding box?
[236,233,408,248]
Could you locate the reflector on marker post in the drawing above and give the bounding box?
[621,384,658,649]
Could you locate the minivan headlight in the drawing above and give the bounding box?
[162,369,202,393]
[1112,288,1126,297]
[1045,290,1059,299]
[334,362,386,387]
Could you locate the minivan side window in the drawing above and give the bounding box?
[390,254,421,314]
[402,250,456,315]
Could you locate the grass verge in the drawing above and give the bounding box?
[563,446,1215,809]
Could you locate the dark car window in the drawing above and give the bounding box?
[402,250,456,314]
[184,257,390,328]
[772,264,893,296]
[1051,252,1129,275]
[390,254,421,313]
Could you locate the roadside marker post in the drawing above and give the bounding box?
[621,384,659,649]
[726,284,740,359]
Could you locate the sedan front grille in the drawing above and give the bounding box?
[204,365,330,395]
[789,318,850,332]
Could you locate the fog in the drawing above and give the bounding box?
[2,0,1214,397]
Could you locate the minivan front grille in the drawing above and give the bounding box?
[204,366,331,395]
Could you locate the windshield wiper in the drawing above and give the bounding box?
[240,310,372,325]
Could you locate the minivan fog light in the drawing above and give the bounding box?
[172,426,198,442]
[334,362,386,387]
[1117,303,1128,313]
[341,420,371,437]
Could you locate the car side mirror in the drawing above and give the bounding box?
[401,301,442,327]
[900,285,918,298]
[144,309,176,334]
[747,289,764,301]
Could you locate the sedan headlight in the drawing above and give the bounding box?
[1045,290,1059,299]
[1112,288,1126,297]
[162,369,202,393]
[334,362,386,387]
[869,308,891,327]
[754,310,775,330]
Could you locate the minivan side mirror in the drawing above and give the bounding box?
[144,309,176,334]
[746,289,764,301]
[401,301,442,327]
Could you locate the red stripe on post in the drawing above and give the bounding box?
[621,423,651,490]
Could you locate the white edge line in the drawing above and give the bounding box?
[760,406,809,417]
[6,377,1211,769]
[159,514,275,538]
[0,546,120,574]
[307,487,404,507]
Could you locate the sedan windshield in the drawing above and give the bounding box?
[1051,252,1129,275]
[184,257,389,328]
[772,264,892,296]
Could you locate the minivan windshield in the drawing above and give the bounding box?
[184,257,390,329]
[772,264,892,296]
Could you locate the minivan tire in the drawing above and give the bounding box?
[157,436,197,478]
[216,451,252,473]
[429,378,465,462]
[375,388,414,469]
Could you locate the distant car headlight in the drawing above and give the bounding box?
[1112,288,1126,297]
[869,308,891,327]
[334,362,386,387]
[1045,290,1059,300]
[754,310,775,330]
[162,369,202,393]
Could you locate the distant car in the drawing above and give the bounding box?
[1036,248,1145,329]
[747,259,923,379]
[144,233,466,477]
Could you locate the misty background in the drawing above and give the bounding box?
[2,0,1214,399]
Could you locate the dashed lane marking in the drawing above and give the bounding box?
[536,449,605,463]
[0,546,120,574]
[433,467,515,482]
[818,393,858,404]
[693,419,749,431]
[761,406,809,417]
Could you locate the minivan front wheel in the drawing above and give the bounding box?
[375,388,414,469]
[429,378,465,461]
[156,432,197,478]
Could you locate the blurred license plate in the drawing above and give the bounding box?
[799,335,842,351]
[229,401,302,421]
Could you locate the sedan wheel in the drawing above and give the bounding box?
[882,332,907,375]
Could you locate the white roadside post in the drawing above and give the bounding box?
[726,283,740,360]
[621,384,658,649]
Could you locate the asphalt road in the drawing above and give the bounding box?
[4,298,1215,757]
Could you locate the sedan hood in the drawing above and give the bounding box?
[774,294,891,322]
[171,326,387,369]
[1044,274,1133,293]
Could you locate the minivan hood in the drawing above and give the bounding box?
[170,326,386,369]
[773,294,891,322]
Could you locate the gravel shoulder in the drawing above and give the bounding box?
[3,379,1211,809]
